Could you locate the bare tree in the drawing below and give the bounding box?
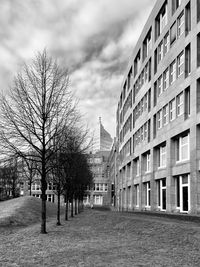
[0,50,77,233]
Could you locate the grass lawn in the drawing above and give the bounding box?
[1,198,200,266]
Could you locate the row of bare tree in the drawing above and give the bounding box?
[0,50,93,233]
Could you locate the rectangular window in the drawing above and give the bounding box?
[135,184,139,207]
[177,12,184,37]
[157,109,162,129]
[157,178,166,210]
[170,22,176,45]
[157,76,163,97]
[185,87,190,119]
[163,32,170,56]
[185,43,191,77]
[155,2,168,40]
[197,34,200,68]
[185,2,191,35]
[175,174,190,212]
[177,92,184,116]
[163,68,169,90]
[144,122,148,140]
[172,0,182,14]
[197,0,200,23]
[136,159,140,176]
[177,51,184,77]
[176,133,190,162]
[170,60,176,84]
[159,144,166,168]
[158,41,163,64]
[145,182,151,207]
[144,152,151,173]
[170,98,176,121]
[163,104,168,125]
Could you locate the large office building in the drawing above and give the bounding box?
[116,0,200,214]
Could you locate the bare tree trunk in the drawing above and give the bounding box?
[71,196,74,218]
[75,198,78,215]
[65,192,68,221]
[57,191,61,225]
[41,156,47,234]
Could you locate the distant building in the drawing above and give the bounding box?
[83,119,113,207]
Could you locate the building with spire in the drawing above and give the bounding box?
[83,118,113,207]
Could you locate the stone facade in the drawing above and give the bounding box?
[116,0,200,214]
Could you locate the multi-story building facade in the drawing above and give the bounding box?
[116,0,200,214]
[83,119,113,207]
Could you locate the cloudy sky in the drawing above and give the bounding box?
[0,0,156,138]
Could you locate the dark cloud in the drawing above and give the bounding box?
[0,0,156,136]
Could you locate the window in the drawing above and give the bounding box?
[158,144,166,168]
[170,60,176,84]
[177,12,184,37]
[185,44,191,77]
[169,98,176,121]
[185,87,190,119]
[197,33,200,68]
[177,92,184,116]
[155,2,168,40]
[47,194,54,203]
[135,184,139,207]
[104,184,108,191]
[157,178,166,210]
[95,183,100,191]
[144,93,148,111]
[144,122,148,140]
[163,68,169,90]
[136,159,140,176]
[157,109,162,129]
[176,133,190,162]
[157,76,163,97]
[172,0,182,14]
[145,182,151,207]
[143,29,152,60]
[198,0,200,23]
[163,32,170,56]
[185,2,191,35]
[170,22,176,45]
[144,152,151,173]
[158,41,163,63]
[177,51,184,77]
[175,174,190,212]
[163,104,169,125]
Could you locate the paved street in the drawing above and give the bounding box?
[1,208,200,266]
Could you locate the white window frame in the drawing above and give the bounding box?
[158,145,166,168]
[163,68,169,90]
[157,179,167,211]
[136,159,140,176]
[177,52,184,77]
[177,133,190,162]
[176,174,190,213]
[145,182,151,207]
[163,104,168,126]
[135,184,139,207]
[158,41,163,63]
[177,12,184,37]
[157,75,163,97]
[146,153,151,173]
[157,109,162,129]
[170,61,176,84]
[169,99,176,121]
[177,92,184,116]
[164,32,170,56]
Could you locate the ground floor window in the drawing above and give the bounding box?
[175,174,190,212]
[135,184,139,207]
[83,195,90,205]
[157,178,166,211]
[144,182,151,207]
[93,195,103,205]
[47,194,55,203]
[33,194,41,198]
[127,186,131,208]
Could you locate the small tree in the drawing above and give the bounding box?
[0,50,77,233]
